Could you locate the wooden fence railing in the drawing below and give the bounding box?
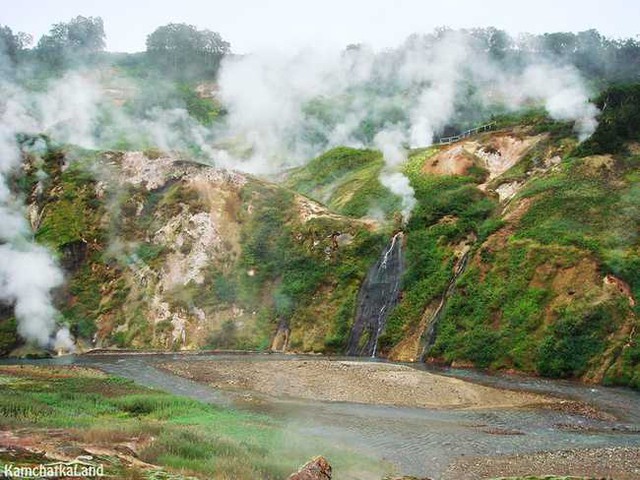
[435,121,497,145]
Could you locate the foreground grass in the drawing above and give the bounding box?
[0,365,374,479]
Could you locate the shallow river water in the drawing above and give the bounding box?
[4,353,640,479]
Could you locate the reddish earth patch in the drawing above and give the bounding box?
[422,144,476,176]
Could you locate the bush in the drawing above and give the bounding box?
[575,83,640,156]
[537,306,612,378]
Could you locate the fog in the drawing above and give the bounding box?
[0,25,605,348]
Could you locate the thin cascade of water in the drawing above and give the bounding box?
[380,232,401,269]
[346,231,404,357]
[421,249,471,359]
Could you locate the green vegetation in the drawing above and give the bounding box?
[0,366,370,479]
[575,84,640,156]
[178,84,223,125]
[430,136,639,383]
[287,147,400,218]
[145,23,230,79]
[232,181,385,351]
[35,157,103,249]
[515,155,640,309]
[377,150,496,352]
[275,132,639,386]
[0,317,19,356]
[35,16,105,71]
[431,241,625,374]
[493,108,575,138]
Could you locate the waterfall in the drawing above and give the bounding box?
[420,249,471,359]
[346,232,404,357]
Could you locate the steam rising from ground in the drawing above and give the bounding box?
[0,245,63,345]
[373,130,415,221]
[0,29,600,345]
[0,82,67,348]
[216,31,600,217]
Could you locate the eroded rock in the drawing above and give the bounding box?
[288,456,332,480]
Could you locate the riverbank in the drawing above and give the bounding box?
[442,446,640,479]
[160,358,557,409]
[2,361,639,479]
[0,365,348,480]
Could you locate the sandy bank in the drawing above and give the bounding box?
[442,446,640,479]
[160,359,555,409]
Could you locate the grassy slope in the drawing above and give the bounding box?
[0,365,375,479]
[380,149,496,356]
[286,146,400,218]
[231,180,385,352]
[430,137,639,385]
[285,109,639,387]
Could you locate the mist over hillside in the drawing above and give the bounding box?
[0,16,639,388]
[1,8,640,480]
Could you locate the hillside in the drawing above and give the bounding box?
[0,140,385,355]
[419,127,639,387]
[284,104,640,387]
[1,87,639,389]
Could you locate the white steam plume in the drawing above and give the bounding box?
[400,31,471,147]
[0,73,102,349]
[53,325,75,353]
[494,63,600,140]
[215,30,599,219]
[0,245,63,346]
[373,129,416,222]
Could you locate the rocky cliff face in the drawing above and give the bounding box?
[7,145,382,353]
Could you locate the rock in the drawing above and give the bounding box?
[383,476,433,480]
[288,456,332,480]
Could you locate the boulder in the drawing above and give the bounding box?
[288,456,332,480]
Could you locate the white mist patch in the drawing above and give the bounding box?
[37,74,102,147]
[521,64,600,141]
[0,74,101,349]
[53,326,75,353]
[215,31,599,221]
[0,244,63,346]
[488,63,600,141]
[401,32,471,148]
[374,129,416,220]
[217,48,346,172]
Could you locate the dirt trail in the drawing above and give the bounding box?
[161,359,556,409]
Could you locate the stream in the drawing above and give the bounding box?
[2,353,640,479]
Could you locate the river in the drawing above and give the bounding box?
[3,352,639,479]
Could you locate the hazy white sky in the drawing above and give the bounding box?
[3,0,639,53]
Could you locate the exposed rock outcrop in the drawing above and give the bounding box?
[288,456,332,480]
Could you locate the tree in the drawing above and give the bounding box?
[145,23,230,77]
[541,32,577,57]
[487,28,512,59]
[0,25,31,64]
[36,16,105,68]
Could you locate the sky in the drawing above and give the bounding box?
[2,0,639,53]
